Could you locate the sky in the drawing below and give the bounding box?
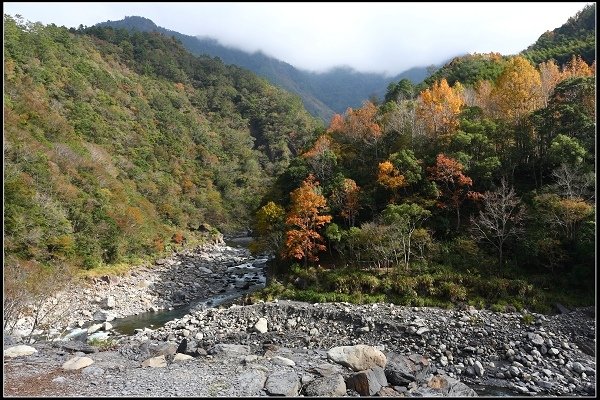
[3,2,591,75]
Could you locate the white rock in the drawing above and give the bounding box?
[173,353,194,362]
[141,355,167,368]
[327,345,386,372]
[4,345,38,358]
[87,324,103,334]
[254,318,268,333]
[102,322,113,331]
[272,356,296,367]
[63,356,94,370]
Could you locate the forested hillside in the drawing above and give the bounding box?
[252,37,596,312]
[96,16,432,122]
[523,3,595,66]
[3,15,320,271]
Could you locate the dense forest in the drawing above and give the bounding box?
[3,14,320,275]
[250,5,596,312]
[3,5,596,315]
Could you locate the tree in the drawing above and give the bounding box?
[329,178,361,227]
[492,56,543,124]
[470,179,525,269]
[254,201,286,255]
[428,153,481,229]
[538,59,563,106]
[382,203,431,271]
[302,135,337,182]
[282,175,332,266]
[416,78,464,142]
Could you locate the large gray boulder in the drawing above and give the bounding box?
[304,374,347,397]
[265,371,301,396]
[327,345,387,372]
[232,369,267,396]
[346,366,388,396]
[385,353,433,385]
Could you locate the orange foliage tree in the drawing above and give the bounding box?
[377,160,407,198]
[492,56,543,124]
[428,154,481,229]
[416,78,464,142]
[282,175,332,265]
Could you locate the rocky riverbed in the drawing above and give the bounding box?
[3,243,596,397]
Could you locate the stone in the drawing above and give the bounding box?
[233,369,267,396]
[152,343,178,357]
[208,344,251,357]
[173,353,194,362]
[416,327,430,335]
[346,366,388,396]
[377,387,403,397]
[327,345,386,372]
[92,310,115,322]
[102,296,116,309]
[176,338,188,354]
[530,333,545,346]
[52,377,67,384]
[87,324,103,334]
[254,318,268,333]
[312,363,342,377]
[474,360,485,377]
[141,355,167,368]
[63,356,94,370]
[4,345,38,358]
[385,353,432,385]
[304,374,346,397]
[198,267,213,274]
[548,348,560,356]
[87,332,110,342]
[265,370,300,396]
[272,355,295,367]
[63,328,87,341]
[102,322,113,331]
[52,340,97,354]
[411,374,477,397]
[571,362,584,374]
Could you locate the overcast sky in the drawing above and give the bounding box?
[4,2,591,75]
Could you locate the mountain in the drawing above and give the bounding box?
[3,14,319,269]
[96,16,432,122]
[522,3,595,66]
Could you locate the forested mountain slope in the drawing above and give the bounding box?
[3,15,320,270]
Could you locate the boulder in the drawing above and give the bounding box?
[52,340,97,354]
[346,366,388,396]
[327,345,386,372]
[385,353,432,385]
[4,345,37,358]
[272,355,296,367]
[141,355,167,368]
[254,318,268,333]
[92,309,115,322]
[304,374,346,397]
[173,353,194,363]
[62,356,94,370]
[102,296,116,309]
[265,370,301,396]
[410,374,477,397]
[233,369,267,396]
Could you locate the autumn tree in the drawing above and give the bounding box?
[492,56,543,124]
[302,135,337,182]
[562,55,594,78]
[282,175,332,266]
[416,78,465,142]
[470,179,525,269]
[254,201,286,255]
[538,59,563,106]
[428,153,481,229]
[329,178,361,227]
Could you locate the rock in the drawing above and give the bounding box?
[52,377,67,384]
[208,344,251,357]
[571,362,584,374]
[327,345,386,372]
[233,369,267,396]
[52,340,97,354]
[102,322,113,331]
[265,370,300,396]
[254,318,268,333]
[87,324,103,334]
[377,386,403,397]
[152,343,178,357]
[92,309,115,322]
[509,366,520,377]
[198,267,213,274]
[4,345,37,358]
[87,332,110,342]
[272,355,296,367]
[311,363,342,377]
[63,356,94,370]
[176,338,187,354]
[304,374,347,397]
[548,348,560,356]
[63,328,87,341]
[530,333,545,346]
[474,360,485,377]
[102,296,116,309]
[385,353,432,385]
[416,327,430,335]
[412,374,477,397]
[173,353,194,362]
[141,355,167,368]
[346,366,388,396]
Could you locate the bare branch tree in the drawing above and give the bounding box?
[551,163,595,201]
[470,178,525,269]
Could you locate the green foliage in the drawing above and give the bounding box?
[425,53,508,87]
[522,4,595,66]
